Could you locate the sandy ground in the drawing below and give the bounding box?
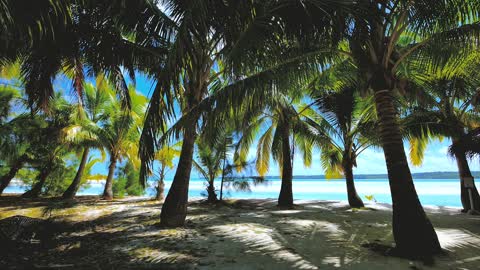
[0,195,479,270]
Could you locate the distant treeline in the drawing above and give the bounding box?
[262,172,480,180]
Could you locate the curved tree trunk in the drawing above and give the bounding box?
[0,158,25,195]
[343,159,364,208]
[278,121,293,207]
[22,166,51,198]
[160,123,197,227]
[206,178,218,203]
[453,148,480,212]
[373,87,441,257]
[102,157,117,200]
[62,148,90,199]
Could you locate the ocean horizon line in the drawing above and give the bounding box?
[9,170,476,185]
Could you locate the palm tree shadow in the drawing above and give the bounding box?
[3,197,480,269]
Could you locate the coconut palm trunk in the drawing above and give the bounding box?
[22,166,51,198]
[156,166,166,201]
[342,158,364,208]
[452,146,480,212]
[373,86,441,256]
[160,123,197,227]
[219,157,227,201]
[0,158,25,195]
[102,156,117,200]
[156,179,165,201]
[206,178,218,203]
[278,120,294,207]
[63,148,90,199]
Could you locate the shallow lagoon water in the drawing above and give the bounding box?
[5,178,463,207]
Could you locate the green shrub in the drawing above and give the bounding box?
[113,161,144,197]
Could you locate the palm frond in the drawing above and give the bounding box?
[256,126,274,176]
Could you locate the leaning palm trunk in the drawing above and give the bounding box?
[373,86,441,257]
[453,148,480,212]
[342,159,364,208]
[0,158,25,195]
[160,124,197,227]
[102,157,117,200]
[278,121,293,207]
[22,167,51,198]
[63,148,90,199]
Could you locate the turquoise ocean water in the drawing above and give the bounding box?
[5,178,463,207]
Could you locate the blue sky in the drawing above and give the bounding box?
[52,73,479,180]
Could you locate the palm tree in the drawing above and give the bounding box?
[62,79,115,199]
[402,74,480,212]
[214,131,236,202]
[0,102,41,195]
[0,65,73,196]
[0,65,33,194]
[307,87,378,208]
[62,79,146,200]
[0,115,31,195]
[99,116,138,200]
[193,128,235,203]
[97,88,147,200]
[234,91,315,207]
[154,142,181,201]
[193,141,222,203]
[195,115,261,202]
[450,129,480,201]
[22,96,74,198]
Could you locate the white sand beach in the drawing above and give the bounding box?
[1,196,479,269]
